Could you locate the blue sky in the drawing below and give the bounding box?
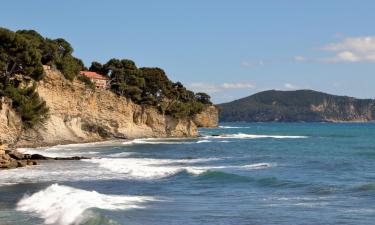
[2,0,375,103]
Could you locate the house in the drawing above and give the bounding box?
[80,71,110,89]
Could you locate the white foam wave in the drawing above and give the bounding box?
[16,184,155,225]
[85,157,274,179]
[196,140,212,143]
[108,152,136,157]
[122,138,195,145]
[203,133,307,139]
[219,126,251,129]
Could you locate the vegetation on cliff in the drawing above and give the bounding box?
[0,27,213,127]
[89,60,212,118]
[219,90,375,122]
[0,28,49,128]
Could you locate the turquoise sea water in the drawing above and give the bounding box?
[1,123,375,225]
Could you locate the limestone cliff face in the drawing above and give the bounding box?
[309,99,374,122]
[0,98,22,146]
[193,105,219,127]
[16,67,206,147]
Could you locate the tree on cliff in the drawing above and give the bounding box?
[16,29,84,80]
[0,28,49,128]
[195,92,212,105]
[0,28,44,83]
[87,58,213,118]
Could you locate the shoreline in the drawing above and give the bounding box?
[0,135,203,170]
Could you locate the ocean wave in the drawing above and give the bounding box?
[202,133,308,139]
[353,183,375,192]
[18,147,102,158]
[85,157,274,180]
[195,170,252,182]
[16,184,155,225]
[257,177,306,188]
[196,140,212,143]
[122,138,195,145]
[219,126,251,129]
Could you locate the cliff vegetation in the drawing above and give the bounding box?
[0,27,214,133]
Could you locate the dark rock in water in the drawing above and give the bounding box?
[8,152,25,160]
[0,149,86,170]
[54,156,89,160]
[30,154,51,160]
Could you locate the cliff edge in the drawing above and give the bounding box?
[0,67,218,148]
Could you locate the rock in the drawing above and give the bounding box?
[0,98,23,146]
[54,156,88,160]
[15,66,204,148]
[0,153,18,169]
[8,151,25,160]
[193,105,219,128]
[17,161,27,167]
[26,160,37,166]
[30,154,51,160]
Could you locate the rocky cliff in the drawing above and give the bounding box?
[7,67,217,147]
[193,105,219,127]
[219,90,375,122]
[0,98,22,146]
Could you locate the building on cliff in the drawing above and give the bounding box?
[80,71,110,89]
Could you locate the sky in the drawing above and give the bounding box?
[1,0,375,103]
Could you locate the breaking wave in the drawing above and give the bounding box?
[16,184,156,225]
[85,157,274,180]
[202,133,307,139]
[219,126,251,129]
[122,138,196,145]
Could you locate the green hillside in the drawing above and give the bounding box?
[219,90,375,122]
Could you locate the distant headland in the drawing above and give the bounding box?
[219,90,375,122]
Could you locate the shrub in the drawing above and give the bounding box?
[3,85,49,128]
[77,75,95,89]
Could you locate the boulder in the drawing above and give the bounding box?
[26,160,38,166]
[8,151,25,160]
[17,161,27,167]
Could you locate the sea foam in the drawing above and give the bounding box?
[203,133,307,139]
[85,157,274,179]
[16,184,155,225]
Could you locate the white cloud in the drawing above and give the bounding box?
[189,82,255,93]
[320,36,375,63]
[294,56,306,61]
[284,83,300,90]
[322,36,375,53]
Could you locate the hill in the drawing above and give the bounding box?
[219,90,375,122]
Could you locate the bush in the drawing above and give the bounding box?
[77,75,95,89]
[3,85,49,128]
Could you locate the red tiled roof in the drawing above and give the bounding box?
[80,71,110,80]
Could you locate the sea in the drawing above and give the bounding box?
[0,123,375,225]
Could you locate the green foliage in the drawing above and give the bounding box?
[90,58,212,119]
[195,92,212,105]
[77,75,95,89]
[0,28,44,81]
[0,28,53,128]
[15,29,83,80]
[2,84,49,128]
[1,27,213,122]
